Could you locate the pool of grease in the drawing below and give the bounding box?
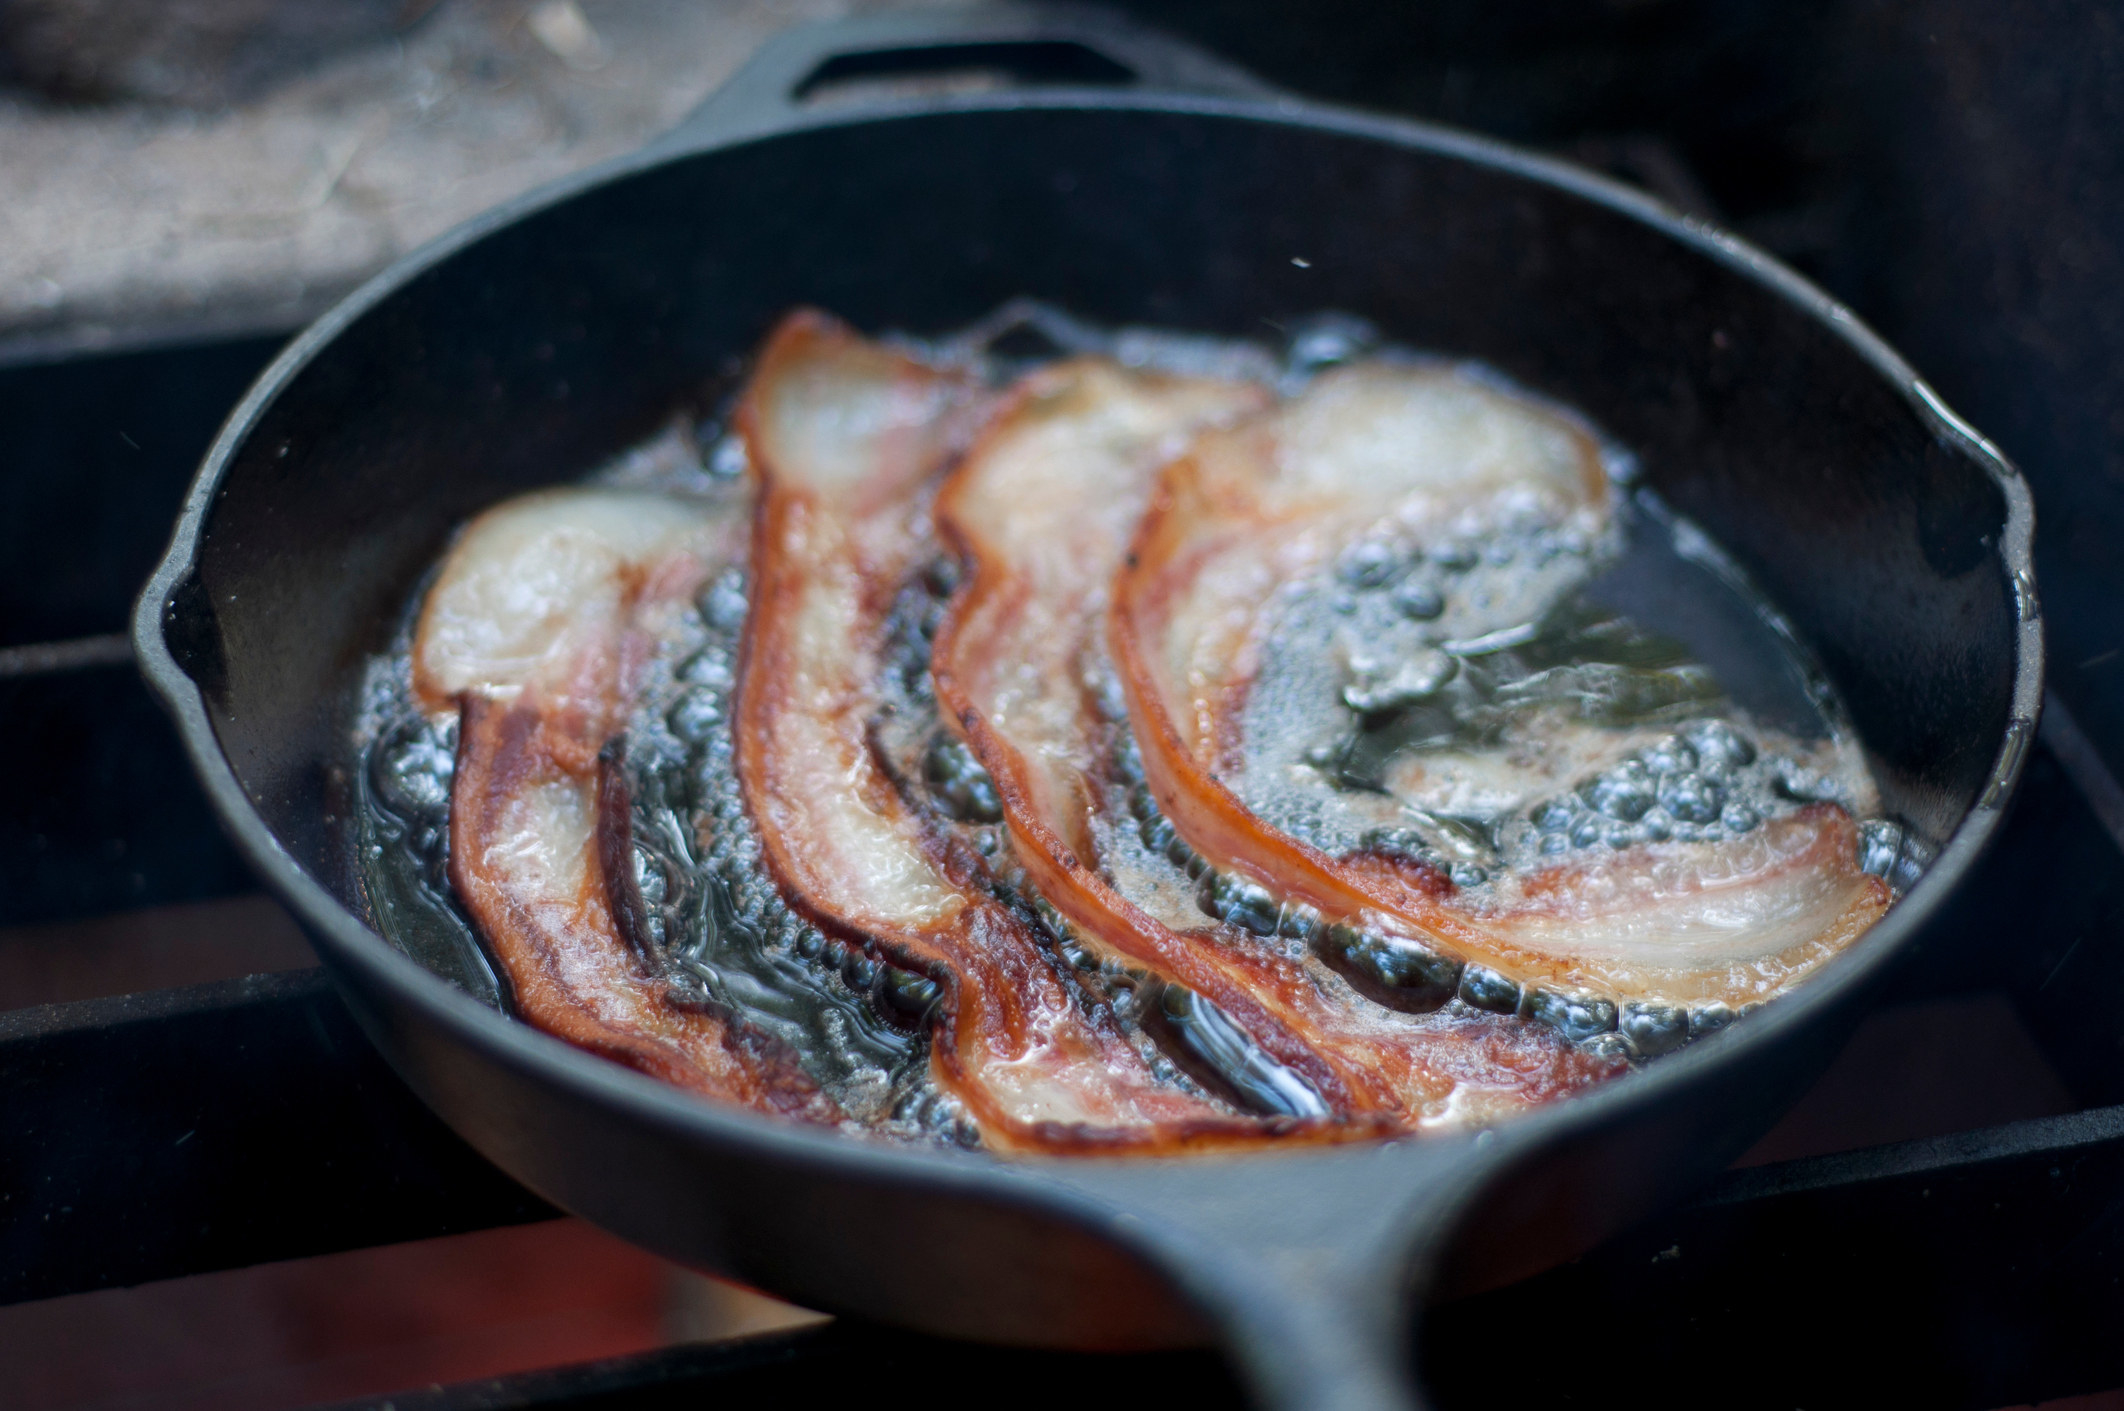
[1232,486,1894,896]
[354,436,962,1144]
[352,306,1920,1145]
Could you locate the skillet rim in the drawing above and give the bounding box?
[131,85,2044,1213]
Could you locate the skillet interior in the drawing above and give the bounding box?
[144,99,2032,1363]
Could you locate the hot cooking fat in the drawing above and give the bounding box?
[359,307,1904,1154]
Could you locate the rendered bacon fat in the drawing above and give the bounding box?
[419,489,839,1120]
[373,310,1910,1148]
[1112,362,1888,1017]
[735,312,1277,1151]
[934,358,1615,1126]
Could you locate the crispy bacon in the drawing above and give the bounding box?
[1111,362,1883,1010]
[424,490,839,1121]
[735,312,1281,1152]
[934,358,1618,1128]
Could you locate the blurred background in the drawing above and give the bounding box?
[2,2,2121,1408]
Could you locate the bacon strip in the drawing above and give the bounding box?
[1482,804,1888,1004]
[424,489,839,1121]
[735,312,1276,1152]
[934,358,1616,1127]
[1111,362,1884,1008]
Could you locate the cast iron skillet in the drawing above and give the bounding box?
[134,8,2041,1407]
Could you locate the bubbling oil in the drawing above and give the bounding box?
[352,305,1921,1146]
[1232,486,1892,898]
[353,429,963,1143]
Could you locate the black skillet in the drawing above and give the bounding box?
[133,8,2041,1407]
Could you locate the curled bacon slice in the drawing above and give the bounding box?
[421,489,839,1121]
[735,311,1273,1152]
[1481,804,1888,1004]
[934,358,1617,1128]
[1112,362,1886,1011]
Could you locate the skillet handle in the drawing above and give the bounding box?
[1183,1258,1426,1411]
[660,2,1277,150]
[1060,1142,1486,1411]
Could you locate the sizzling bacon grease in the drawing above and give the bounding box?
[734,312,1292,1152]
[395,309,1901,1152]
[933,358,1613,1128]
[419,490,839,1121]
[1110,363,1890,1035]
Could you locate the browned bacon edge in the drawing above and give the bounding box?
[1110,449,1476,938]
[450,694,841,1122]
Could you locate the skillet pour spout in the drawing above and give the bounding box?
[133,7,2040,1408]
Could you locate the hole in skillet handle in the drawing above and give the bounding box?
[658,9,1274,152]
[794,40,1136,104]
